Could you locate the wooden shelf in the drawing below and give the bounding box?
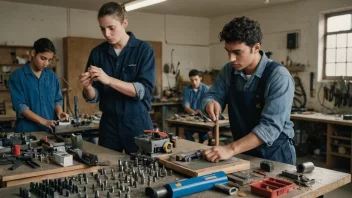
[330,135,351,141]
[330,152,351,158]
[331,143,351,148]
[0,63,25,66]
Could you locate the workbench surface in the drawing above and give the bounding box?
[0,132,350,197]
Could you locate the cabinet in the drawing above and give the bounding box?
[327,124,352,172]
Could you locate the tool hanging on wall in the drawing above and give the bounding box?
[292,76,307,109]
[310,72,315,98]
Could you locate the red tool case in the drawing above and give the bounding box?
[250,177,296,198]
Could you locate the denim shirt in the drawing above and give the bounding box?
[201,51,294,146]
[182,83,209,110]
[83,32,155,116]
[9,62,63,132]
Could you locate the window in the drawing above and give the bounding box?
[323,11,352,80]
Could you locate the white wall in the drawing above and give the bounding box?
[0,1,210,91]
[209,0,352,113]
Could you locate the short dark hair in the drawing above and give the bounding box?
[33,38,56,55]
[189,69,202,77]
[219,16,262,48]
[98,2,126,23]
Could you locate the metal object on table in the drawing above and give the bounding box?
[175,149,204,162]
[296,162,314,173]
[145,171,231,198]
[260,160,274,172]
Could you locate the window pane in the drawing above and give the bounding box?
[347,63,352,76]
[348,48,352,62]
[348,33,352,47]
[337,48,346,62]
[326,49,336,63]
[337,33,347,48]
[326,63,335,76]
[336,63,346,76]
[327,34,336,48]
[327,14,351,32]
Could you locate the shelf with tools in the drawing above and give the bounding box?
[327,123,352,172]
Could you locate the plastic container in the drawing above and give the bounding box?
[250,177,295,198]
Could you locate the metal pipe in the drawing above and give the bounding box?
[296,162,314,173]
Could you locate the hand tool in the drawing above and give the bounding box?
[145,171,238,198]
[253,169,267,177]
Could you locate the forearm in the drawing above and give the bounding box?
[55,105,63,115]
[83,85,97,100]
[230,132,264,155]
[185,106,198,114]
[22,109,46,125]
[108,77,136,97]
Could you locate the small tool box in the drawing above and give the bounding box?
[250,177,295,198]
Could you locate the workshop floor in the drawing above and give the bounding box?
[297,155,352,198]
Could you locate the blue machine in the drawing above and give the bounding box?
[145,171,237,198]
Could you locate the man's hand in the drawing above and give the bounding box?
[89,66,112,85]
[79,71,93,88]
[203,144,235,163]
[205,100,221,121]
[57,112,70,121]
[40,119,57,133]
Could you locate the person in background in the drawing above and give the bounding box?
[201,16,296,164]
[182,69,209,143]
[79,2,155,154]
[9,38,69,133]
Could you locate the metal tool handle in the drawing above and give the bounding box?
[9,160,25,170]
[214,184,238,195]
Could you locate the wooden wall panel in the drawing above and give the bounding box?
[63,37,162,115]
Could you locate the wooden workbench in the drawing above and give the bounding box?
[0,132,122,187]
[291,113,352,174]
[0,115,16,128]
[166,118,230,146]
[0,138,350,197]
[152,101,182,131]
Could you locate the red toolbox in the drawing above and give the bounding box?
[250,177,296,198]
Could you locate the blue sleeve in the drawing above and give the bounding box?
[201,64,231,113]
[8,71,28,118]
[252,67,294,146]
[82,50,100,103]
[182,87,191,107]
[134,42,155,101]
[54,76,63,107]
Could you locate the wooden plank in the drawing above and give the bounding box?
[4,166,100,187]
[167,119,230,128]
[157,139,250,177]
[0,132,124,187]
[159,157,250,177]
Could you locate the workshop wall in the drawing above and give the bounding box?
[209,0,352,113]
[0,1,210,92]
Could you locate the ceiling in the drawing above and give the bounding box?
[0,0,302,18]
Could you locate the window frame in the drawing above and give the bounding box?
[323,10,352,80]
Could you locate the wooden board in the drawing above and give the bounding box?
[0,132,125,187]
[291,113,352,127]
[63,37,162,115]
[157,139,250,177]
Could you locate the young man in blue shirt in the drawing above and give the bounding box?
[9,38,69,133]
[202,16,296,165]
[182,69,209,143]
[79,2,155,154]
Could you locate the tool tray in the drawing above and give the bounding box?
[250,177,295,198]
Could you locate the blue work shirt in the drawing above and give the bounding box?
[9,62,63,132]
[182,83,209,110]
[83,32,155,116]
[201,51,294,146]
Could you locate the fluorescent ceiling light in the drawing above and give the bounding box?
[125,0,167,12]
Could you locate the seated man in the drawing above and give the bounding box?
[182,69,209,143]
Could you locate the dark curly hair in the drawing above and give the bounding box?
[33,38,56,55]
[219,16,262,48]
